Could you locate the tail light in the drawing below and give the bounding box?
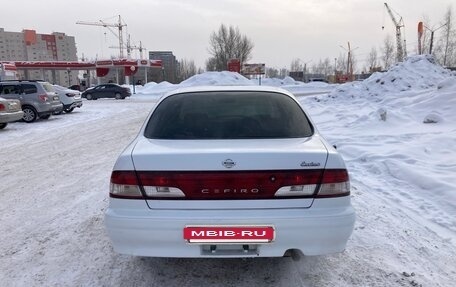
[315,169,350,198]
[110,171,185,199]
[0,103,5,111]
[110,171,143,199]
[110,169,350,200]
[38,94,48,102]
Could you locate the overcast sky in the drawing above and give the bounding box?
[1,0,453,70]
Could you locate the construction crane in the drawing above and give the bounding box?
[76,15,127,58]
[109,35,147,59]
[383,3,406,62]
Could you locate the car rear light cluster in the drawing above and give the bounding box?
[110,169,350,200]
[110,171,143,199]
[316,169,350,197]
[38,94,48,102]
[142,186,185,197]
[0,103,5,111]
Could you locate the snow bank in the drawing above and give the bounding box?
[301,55,456,238]
[180,71,253,87]
[132,71,253,96]
[328,55,453,100]
[131,70,334,96]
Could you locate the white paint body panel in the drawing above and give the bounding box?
[105,197,355,257]
[131,136,328,171]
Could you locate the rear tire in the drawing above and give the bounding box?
[115,93,122,100]
[86,93,93,100]
[22,106,38,123]
[0,123,7,129]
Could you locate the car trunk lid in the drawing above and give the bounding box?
[131,136,328,209]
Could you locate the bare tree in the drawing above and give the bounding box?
[206,24,254,71]
[441,6,455,66]
[350,53,357,74]
[382,35,395,69]
[290,58,303,71]
[310,63,318,75]
[336,52,347,74]
[279,68,289,79]
[177,59,197,82]
[366,47,379,71]
[308,59,329,75]
[321,58,332,76]
[266,67,279,78]
[205,57,217,72]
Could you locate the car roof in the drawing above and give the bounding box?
[0,80,47,83]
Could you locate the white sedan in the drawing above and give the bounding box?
[0,96,23,129]
[53,85,83,113]
[105,86,355,258]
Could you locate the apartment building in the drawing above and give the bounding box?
[0,28,78,85]
[148,51,178,83]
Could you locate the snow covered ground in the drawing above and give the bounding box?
[0,55,455,286]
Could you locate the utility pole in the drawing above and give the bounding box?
[297,58,311,82]
[424,23,448,55]
[340,42,358,81]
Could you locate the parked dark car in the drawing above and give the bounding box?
[68,85,81,91]
[81,84,131,100]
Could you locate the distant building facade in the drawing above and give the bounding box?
[148,51,178,83]
[0,28,78,85]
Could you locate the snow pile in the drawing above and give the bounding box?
[132,70,334,96]
[321,55,456,125]
[180,71,253,87]
[134,71,253,95]
[329,55,453,100]
[364,55,452,93]
[134,81,176,95]
[300,55,456,240]
[282,76,298,85]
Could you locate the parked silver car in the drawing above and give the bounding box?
[0,80,63,122]
[0,96,23,129]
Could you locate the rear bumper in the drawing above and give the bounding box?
[0,110,24,123]
[105,197,355,258]
[51,103,63,113]
[63,100,83,110]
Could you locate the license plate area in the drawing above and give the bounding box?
[184,226,275,244]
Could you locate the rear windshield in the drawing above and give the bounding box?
[144,91,313,139]
[41,82,55,93]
